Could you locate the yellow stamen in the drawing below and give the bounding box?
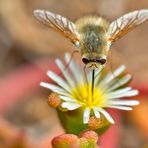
[71,83,106,108]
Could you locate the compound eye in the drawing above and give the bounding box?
[82,58,89,64]
[96,58,106,65]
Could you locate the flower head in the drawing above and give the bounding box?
[40,53,139,124]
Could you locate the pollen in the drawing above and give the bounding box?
[71,83,106,108]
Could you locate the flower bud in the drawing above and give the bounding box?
[79,137,89,147]
[52,134,78,148]
[88,115,110,130]
[48,93,61,108]
[80,130,98,143]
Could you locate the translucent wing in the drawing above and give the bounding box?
[108,9,148,44]
[34,9,80,45]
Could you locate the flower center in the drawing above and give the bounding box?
[71,83,106,108]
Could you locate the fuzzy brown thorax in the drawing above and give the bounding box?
[75,16,109,66]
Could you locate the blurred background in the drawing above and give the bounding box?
[0,0,148,147]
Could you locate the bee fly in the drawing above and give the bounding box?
[34,9,148,69]
[34,9,148,95]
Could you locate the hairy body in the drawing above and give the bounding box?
[75,16,109,67]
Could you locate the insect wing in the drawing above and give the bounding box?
[34,10,80,44]
[108,9,148,44]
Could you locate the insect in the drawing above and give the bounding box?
[34,9,148,69]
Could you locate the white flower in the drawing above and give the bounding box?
[40,53,139,124]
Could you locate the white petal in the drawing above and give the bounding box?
[97,108,115,124]
[94,67,103,85]
[64,53,83,83]
[108,74,132,91]
[55,59,76,87]
[108,100,139,106]
[126,90,139,96]
[106,105,133,111]
[107,87,132,96]
[93,108,100,118]
[102,65,126,84]
[89,68,103,84]
[60,95,77,102]
[112,65,126,76]
[61,102,82,110]
[83,108,91,124]
[87,71,92,83]
[47,71,71,92]
[40,82,70,96]
[106,90,139,99]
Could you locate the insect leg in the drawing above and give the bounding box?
[83,65,88,84]
[83,65,89,96]
[63,50,79,71]
[109,51,121,86]
[57,50,79,77]
[95,51,122,99]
